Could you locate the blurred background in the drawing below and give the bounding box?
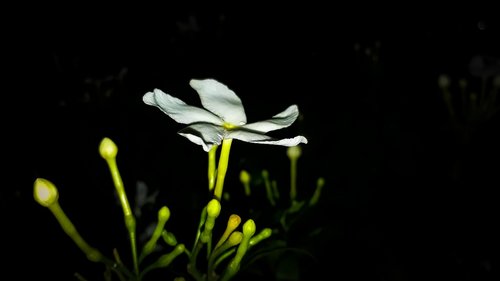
[3,4,500,281]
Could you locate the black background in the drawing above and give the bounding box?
[3,5,500,281]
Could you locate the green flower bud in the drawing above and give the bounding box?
[227,214,241,230]
[34,178,59,207]
[239,170,250,184]
[242,219,256,237]
[162,231,178,246]
[158,206,170,222]
[227,231,243,246]
[240,170,251,196]
[207,199,221,218]
[214,214,241,250]
[286,145,302,160]
[249,228,272,247]
[157,244,185,268]
[309,177,326,206]
[99,137,118,160]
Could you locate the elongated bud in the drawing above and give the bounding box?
[262,170,276,206]
[98,137,138,274]
[140,206,172,261]
[34,178,59,207]
[212,231,243,262]
[309,177,325,206]
[214,214,241,250]
[221,219,256,281]
[156,244,185,268]
[249,228,272,247]
[162,230,178,246]
[239,170,251,196]
[201,199,221,243]
[227,215,241,233]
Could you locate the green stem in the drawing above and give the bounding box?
[208,145,218,192]
[48,201,103,263]
[214,139,233,200]
[48,201,135,279]
[262,170,276,206]
[105,157,139,276]
[290,158,297,201]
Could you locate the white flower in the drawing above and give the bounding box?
[143,79,308,152]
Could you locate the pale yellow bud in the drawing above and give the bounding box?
[99,137,118,160]
[34,178,59,207]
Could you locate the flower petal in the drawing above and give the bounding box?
[143,89,223,125]
[240,105,300,133]
[226,130,308,146]
[189,79,247,125]
[178,123,225,152]
[250,136,308,146]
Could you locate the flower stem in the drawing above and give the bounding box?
[287,146,302,201]
[100,138,139,276]
[214,139,233,200]
[208,145,218,192]
[48,201,103,263]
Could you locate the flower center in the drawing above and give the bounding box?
[223,122,239,130]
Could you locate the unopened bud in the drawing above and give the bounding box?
[34,178,59,207]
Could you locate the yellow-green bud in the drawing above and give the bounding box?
[162,230,178,246]
[242,219,256,237]
[227,214,241,230]
[249,228,272,246]
[158,206,170,222]
[157,244,185,268]
[214,214,241,250]
[207,199,221,218]
[317,177,325,188]
[309,177,326,206]
[34,178,59,207]
[227,231,243,246]
[99,137,118,160]
[239,170,250,184]
[287,145,302,160]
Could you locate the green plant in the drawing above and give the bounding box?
[34,79,323,280]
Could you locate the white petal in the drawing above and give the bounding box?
[241,105,299,133]
[189,79,247,125]
[250,136,309,146]
[226,130,273,142]
[226,130,308,146]
[143,89,223,125]
[178,123,225,152]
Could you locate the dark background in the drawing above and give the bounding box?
[3,5,500,281]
